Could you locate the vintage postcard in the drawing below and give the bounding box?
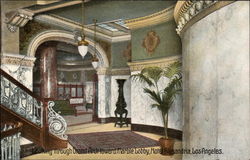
[1,0,249,160]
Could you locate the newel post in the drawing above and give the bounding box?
[41,98,50,150]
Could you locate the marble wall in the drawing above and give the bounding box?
[181,2,250,160]
[131,71,183,130]
[85,81,94,103]
[1,54,35,90]
[97,74,111,118]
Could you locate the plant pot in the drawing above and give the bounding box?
[159,137,175,155]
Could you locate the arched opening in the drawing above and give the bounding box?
[29,30,109,126]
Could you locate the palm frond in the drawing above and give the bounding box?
[164,61,182,79]
[130,73,154,86]
[143,88,162,104]
[141,67,163,84]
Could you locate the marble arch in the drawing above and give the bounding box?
[27,29,109,68]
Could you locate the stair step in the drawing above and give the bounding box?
[21,143,44,158]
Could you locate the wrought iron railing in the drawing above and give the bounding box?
[48,101,67,139]
[0,69,67,141]
[1,75,42,126]
[1,122,22,160]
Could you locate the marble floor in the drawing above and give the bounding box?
[22,123,182,160]
[63,114,93,126]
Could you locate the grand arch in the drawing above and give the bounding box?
[27,29,109,68]
[27,29,110,119]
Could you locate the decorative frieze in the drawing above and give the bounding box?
[5,9,34,32]
[111,68,131,75]
[125,5,174,30]
[174,1,217,35]
[1,54,36,67]
[97,68,131,75]
[174,1,235,35]
[128,55,181,72]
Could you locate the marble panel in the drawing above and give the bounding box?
[182,2,250,160]
[130,71,183,130]
[1,64,33,90]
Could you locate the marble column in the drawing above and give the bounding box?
[39,42,58,99]
[97,68,111,121]
[176,2,250,160]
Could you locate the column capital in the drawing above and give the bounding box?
[174,1,235,36]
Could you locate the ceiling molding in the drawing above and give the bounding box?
[128,55,181,72]
[34,14,131,42]
[26,0,91,14]
[125,5,175,30]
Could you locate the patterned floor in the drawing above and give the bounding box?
[22,123,182,160]
[68,130,159,154]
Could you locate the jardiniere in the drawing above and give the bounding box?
[159,137,174,155]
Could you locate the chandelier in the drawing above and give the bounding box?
[78,0,89,58]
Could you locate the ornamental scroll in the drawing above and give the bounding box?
[142,31,160,55]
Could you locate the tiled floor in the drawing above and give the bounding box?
[22,123,182,160]
[63,114,93,126]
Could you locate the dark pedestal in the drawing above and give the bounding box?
[114,79,128,128]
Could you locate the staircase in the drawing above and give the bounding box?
[0,69,68,153]
[1,121,22,160]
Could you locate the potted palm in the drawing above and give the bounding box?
[131,61,182,155]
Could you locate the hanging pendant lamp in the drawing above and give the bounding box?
[78,0,89,58]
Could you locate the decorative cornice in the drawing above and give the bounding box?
[128,55,181,72]
[110,68,130,75]
[57,67,94,72]
[125,5,174,30]
[96,67,131,75]
[26,1,91,14]
[174,1,235,35]
[34,14,131,43]
[1,53,36,67]
[5,9,34,32]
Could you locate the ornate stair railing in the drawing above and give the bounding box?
[1,72,43,126]
[1,121,23,160]
[0,69,67,150]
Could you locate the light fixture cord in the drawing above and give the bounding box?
[81,0,85,37]
[94,19,97,57]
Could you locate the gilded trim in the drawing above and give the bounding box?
[128,55,181,72]
[1,54,36,67]
[174,1,235,35]
[96,68,131,75]
[125,5,174,29]
[111,68,130,75]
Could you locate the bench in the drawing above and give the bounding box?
[69,98,86,116]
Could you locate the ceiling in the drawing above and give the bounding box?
[24,0,176,40]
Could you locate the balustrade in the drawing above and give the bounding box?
[1,122,22,160]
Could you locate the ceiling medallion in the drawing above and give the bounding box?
[142,30,160,55]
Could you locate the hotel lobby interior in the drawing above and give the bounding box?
[0,1,249,160]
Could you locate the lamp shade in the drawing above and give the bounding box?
[92,61,99,69]
[91,55,99,69]
[78,39,89,58]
